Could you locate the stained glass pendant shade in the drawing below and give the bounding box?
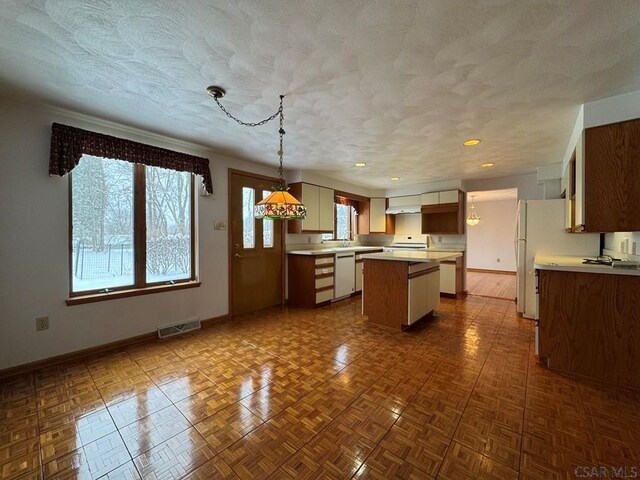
[254,186,306,220]
[207,86,306,220]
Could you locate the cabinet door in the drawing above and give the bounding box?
[438,190,458,204]
[388,195,421,207]
[421,192,439,205]
[408,274,427,325]
[355,262,363,292]
[318,187,335,232]
[440,263,456,294]
[584,120,640,232]
[370,198,387,232]
[301,183,319,231]
[426,269,440,313]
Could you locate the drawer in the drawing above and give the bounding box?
[315,257,334,266]
[316,289,333,304]
[315,266,334,275]
[408,262,431,274]
[315,276,334,289]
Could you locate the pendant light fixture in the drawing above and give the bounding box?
[207,86,306,220]
[467,195,481,226]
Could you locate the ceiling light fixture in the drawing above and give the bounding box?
[354,162,367,167]
[467,195,481,226]
[390,177,400,181]
[207,86,306,220]
[480,162,495,168]
[463,139,481,146]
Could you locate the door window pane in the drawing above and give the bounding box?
[243,187,255,248]
[336,204,352,240]
[71,155,134,292]
[146,166,192,283]
[262,190,273,248]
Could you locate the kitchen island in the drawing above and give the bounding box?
[360,251,462,330]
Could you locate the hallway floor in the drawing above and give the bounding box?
[467,271,517,301]
[1,296,639,479]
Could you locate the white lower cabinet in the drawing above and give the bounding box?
[440,262,456,294]
[407,265,440,325]
[334,253,355,299]
[355,262,363,292]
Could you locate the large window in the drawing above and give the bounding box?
[70,155,194,295]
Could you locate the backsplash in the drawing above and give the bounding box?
[604,232,640,261]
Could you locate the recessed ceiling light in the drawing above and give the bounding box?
[353,162,366,167]
[480,162,495,168]
[390,177,400,181]
[463,139,481,146]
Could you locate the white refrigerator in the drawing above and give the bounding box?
[515,199,599,319]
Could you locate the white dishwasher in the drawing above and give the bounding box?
[334,252,355,299]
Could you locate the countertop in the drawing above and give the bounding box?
[360,251,462,262]
[534,255,640,276]
[287,246,384,255]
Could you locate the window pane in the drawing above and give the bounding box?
[321,233,333,241]
[71,155,134,292]
[262,190,273,248]
[146,166,192,283]
[336,204,351,240]
[243,187,255,248]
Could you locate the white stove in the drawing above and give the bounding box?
[383,242,428,252]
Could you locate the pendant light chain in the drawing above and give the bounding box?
[211,94,282,127]
[278,95,285,186]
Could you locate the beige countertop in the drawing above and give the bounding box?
[534,255,640,276]
[287,246,384,255]
[360,251,462,262]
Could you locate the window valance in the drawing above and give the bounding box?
[49,123,213,193]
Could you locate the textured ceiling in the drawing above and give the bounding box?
[1,1,640,189]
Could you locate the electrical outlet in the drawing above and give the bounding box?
[496,257,501,263]
[307,236,311,243]
[36,316,49,331]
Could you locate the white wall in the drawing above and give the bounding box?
[466,199,518,272]
[0,98,277,370]
[462,173,543,201]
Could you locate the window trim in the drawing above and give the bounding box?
[68,160,197,301]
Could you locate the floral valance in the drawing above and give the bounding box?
[49,123,213,193]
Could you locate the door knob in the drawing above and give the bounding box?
[234,253,243,258]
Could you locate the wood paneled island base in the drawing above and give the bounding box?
[362,257,440,330]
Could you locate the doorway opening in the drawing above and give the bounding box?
[465,188,518,300]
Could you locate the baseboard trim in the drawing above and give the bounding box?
[467,268,516,275]
[0,314,230,380]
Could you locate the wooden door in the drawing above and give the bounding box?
[229,170,284,315]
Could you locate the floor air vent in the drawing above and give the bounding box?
[157,318,201,339]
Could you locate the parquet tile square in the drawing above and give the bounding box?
[158,372,217,403]
[182,456,240,480]
[352,446,431,479]
[133,428,215,479]
[194,402,263,453]
[0,437,40,480]
[176,386,237,424]
[438,441,518,480]
[83,431,131,478]
[97,374,156,406]
[379,416,449,476]
[218,424,297,480]
[107,387,172,429]
[119,405,191,457]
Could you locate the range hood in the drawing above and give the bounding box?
[385,205,422,215]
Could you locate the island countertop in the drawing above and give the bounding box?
[360,251,462,262]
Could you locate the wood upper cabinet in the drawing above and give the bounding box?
[421,190,465,234]
[581,118,640,232]
[287,183,334,233]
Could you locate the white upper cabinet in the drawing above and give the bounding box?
[318,186,335,232]
[369,197,387,233]
[421,192,439,205]
[301,183,320,231]
[388,195,421,207]
[438,190,459,204]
